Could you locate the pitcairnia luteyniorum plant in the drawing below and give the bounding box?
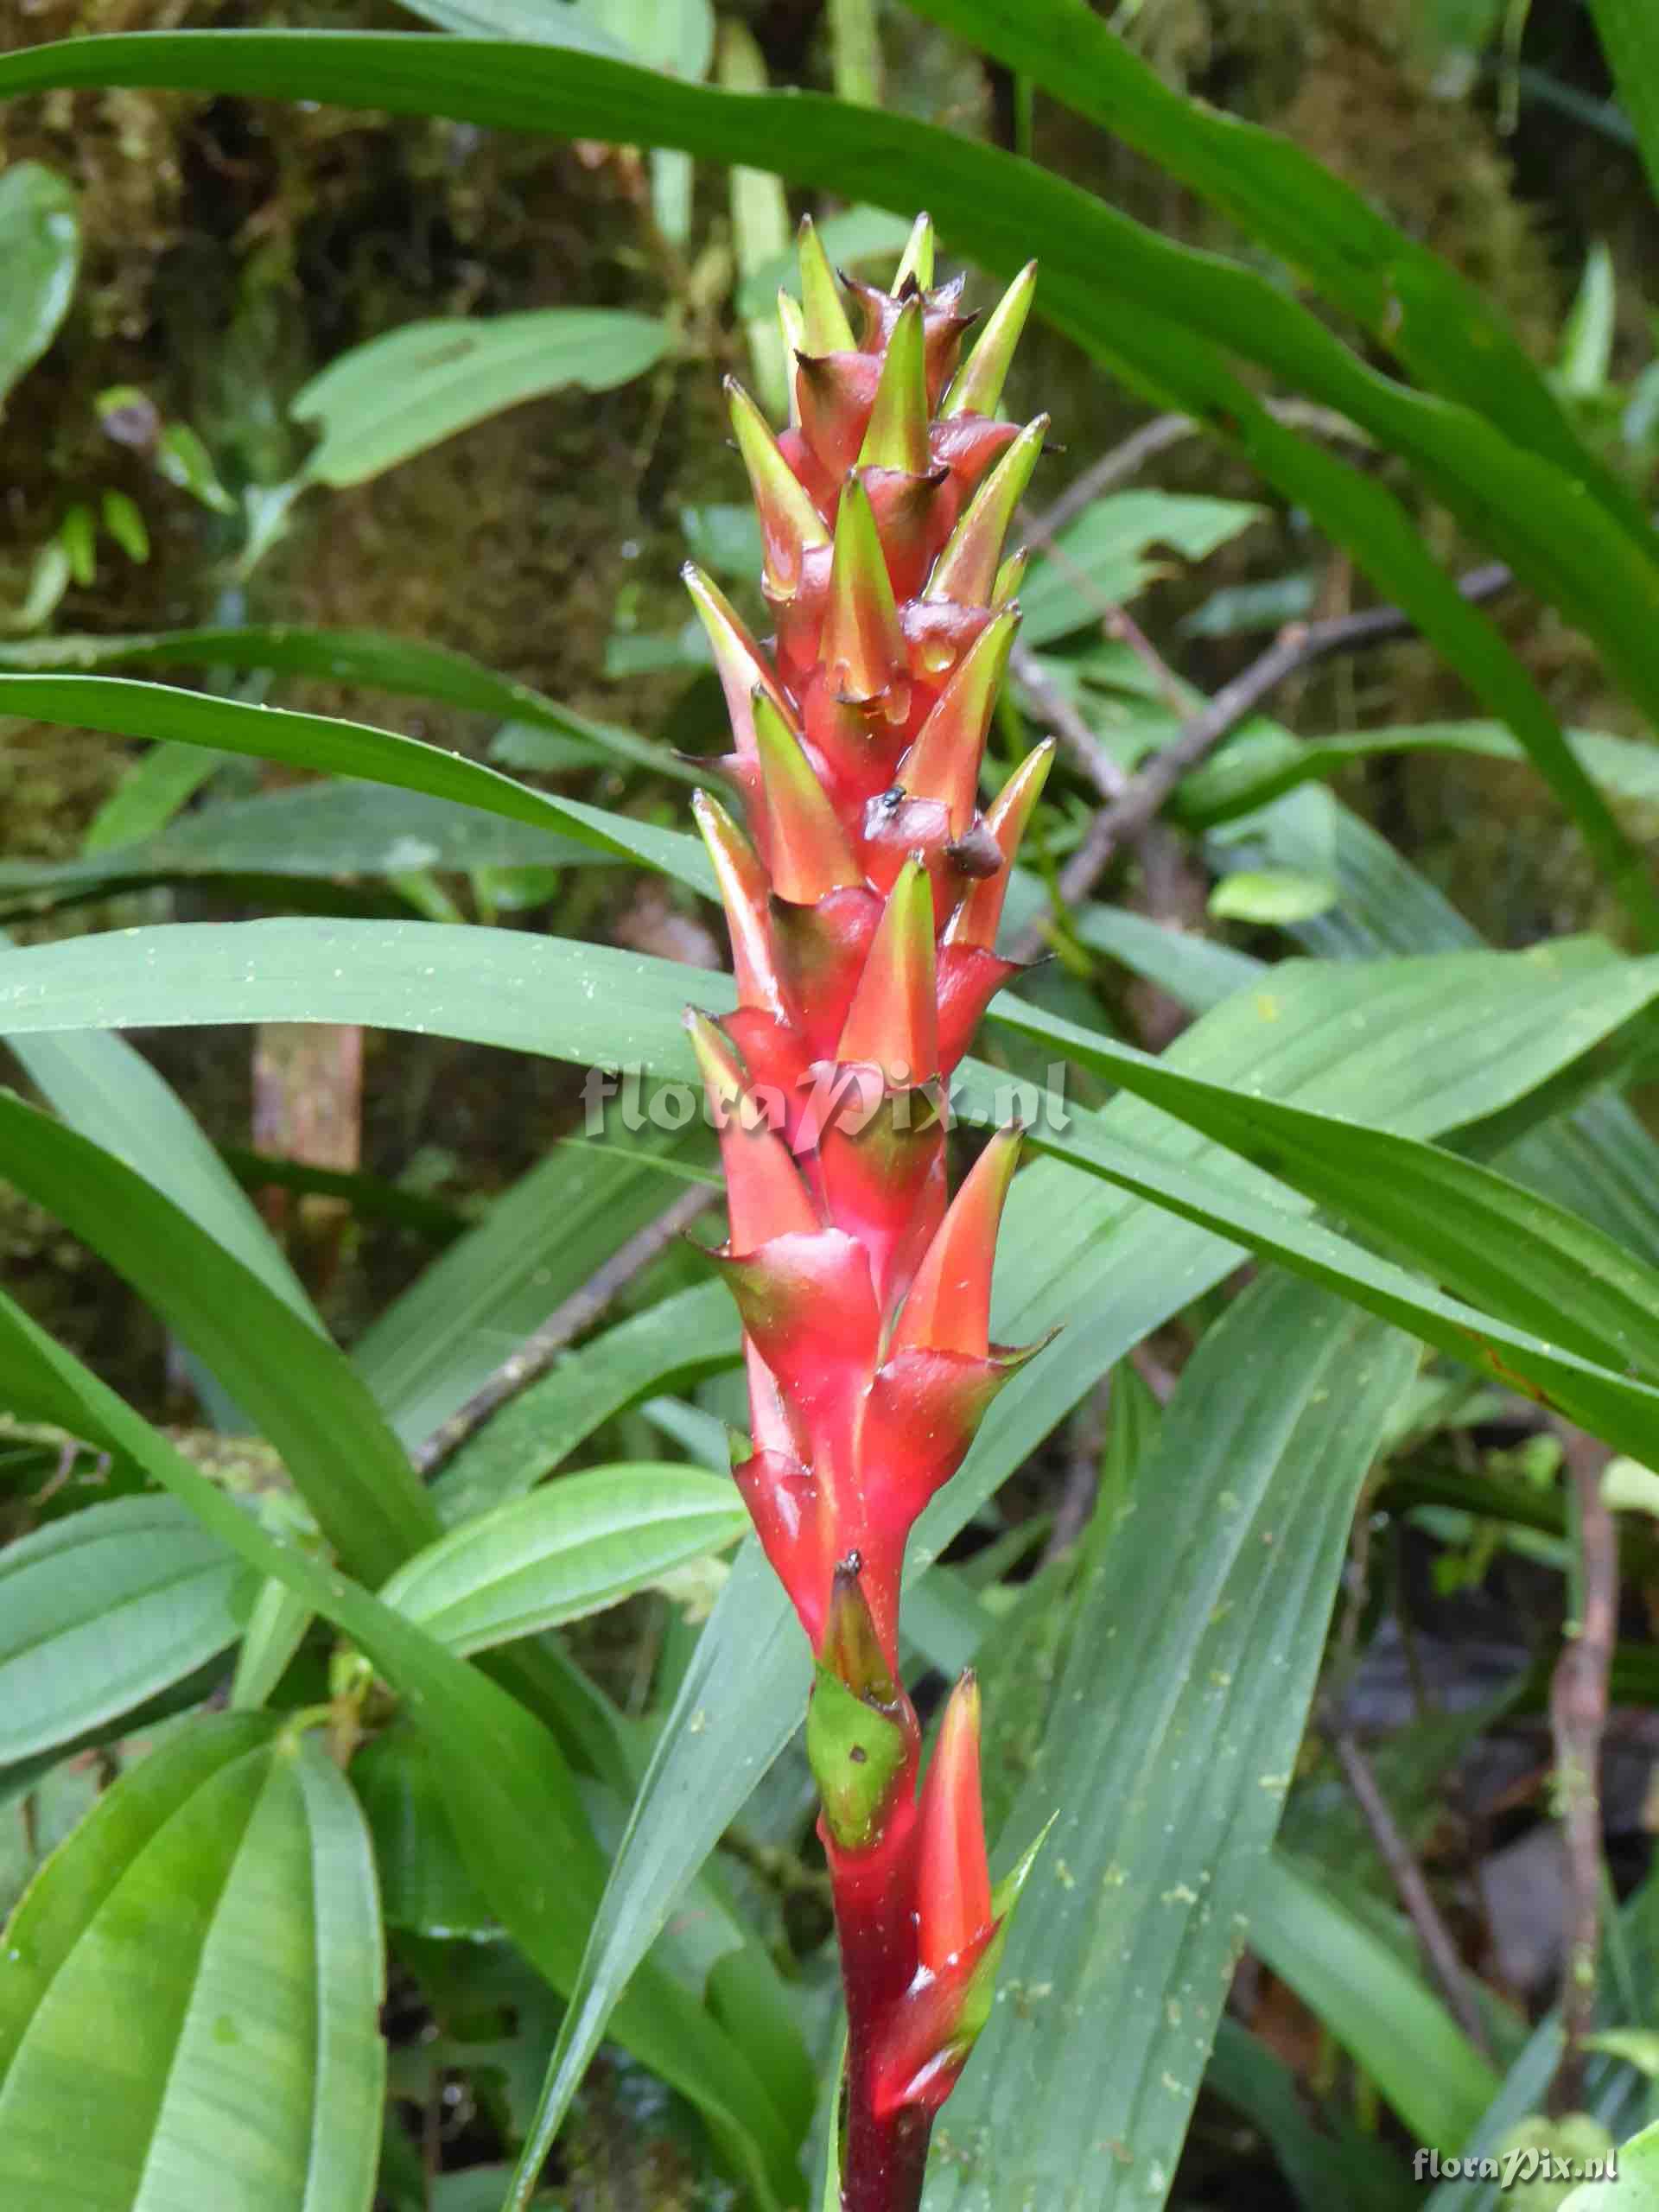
[681,214,1054,2212]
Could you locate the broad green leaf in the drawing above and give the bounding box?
[907,0,1646,549]
[6,35,1653,933]
[292,309,670,486]
[0,1713,385,2212]
[1183,720,1659,829]
[1072,904,1262,1016]
[0,162,78,411]
[992,973,1659,1387]
[1560,243,1618,397]
[3,998,315,1319]
[0,1497,254,1765]
[0,621,690,782]
[354,1109,715,1449]
[81,739,223,852]
[430,1281,741,1523]
[1247,1852,1499,2158]
[502,945,1624,2201]
[1207,867,1337,924]
[1017,490,1263,646]
[1591,0,1659,208]
[0,1092,437,1585]
[392,0,637,58]
[920,1282,1427,2206]
[353,1720,494,1940]
[380,1465,746,1653]
[0,674,711,890]
[0,1293,806,2208]
[0,785,620,918]
[1560,2113,1659,2208]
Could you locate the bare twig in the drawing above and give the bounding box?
[1034,397,1366,538]
[1549,1423,1618,2113]
[413,1180,718,1475]
[1322,1713,1494,2061]
[1011,561,1512,959]
[1008,640,1128,804]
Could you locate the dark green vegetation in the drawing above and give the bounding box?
[6,3,1659,2208]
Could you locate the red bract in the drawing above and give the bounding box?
[681,213,1053,2210]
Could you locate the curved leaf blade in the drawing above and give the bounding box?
[0,674,710,893]
[291,308,671,486]
[0,1715,385,2212]
[380,1465,747,1653]
[0,1497,254,1765]
[0,162,78,411]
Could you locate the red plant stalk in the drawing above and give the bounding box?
[682,215,1053,2211]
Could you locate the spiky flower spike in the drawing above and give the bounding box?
[682,217,1053,2212]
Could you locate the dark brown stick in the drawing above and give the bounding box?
[413,1179,718,1475]
[1324,1719,1493,2060]
[1549,1425,1618,2113]
[1011,562,1512,959]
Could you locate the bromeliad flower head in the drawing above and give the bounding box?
[681,216,1055,2206]
[683,215,1055,1668]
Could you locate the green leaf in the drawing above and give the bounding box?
[920,1281,1433,2207]
[79,740,225,855]
[0,1294,804,2209]
[0,621,690,783]
[392,0,637,58]
[1072,904,1262,1015]
[1,785,620,916]
[1560,243,1618,397]
[907,0,1646,549]
[353,1720,494,1940]
[0,1091,437,1585]
[0,1713,385,2212]
[1246,1852,1500,2158]
[1207,868,1338,924]
[1017,490,1263,646]
[354,1112,716,1450]
[1590,0,1659,209]
[0,162,78,411]
[0,674,711,890]
[3,988,315,1319]
[380,1466,746,1654]
[0,1497,254,1765]
[3,40,1655,938]
[292,309,671,486]
[429,1281,740,1524]
[1559,2126,1656,2209]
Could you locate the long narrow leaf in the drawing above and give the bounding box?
[2,36,1656,934]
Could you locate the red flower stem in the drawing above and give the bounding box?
[832,1821,933,2212]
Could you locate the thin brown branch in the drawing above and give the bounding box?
[1008,640,1128,804]
[1323,1714,1494,2062]
[1549,1423,1619,2113]
[1033,397,1366,538]
[413,1180,718,1475]
[1011,561,1512,959]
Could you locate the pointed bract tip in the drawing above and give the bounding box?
[750,684,861,901]
[893,210,936,295]
[726,377,830,590]
[992,546,1029,607]
[857,293,929,474]
[684,1005,743,1110]
[691,789,787,1020]
[899,606,1019,832]
[823,471,903,698]
[944,740,1056,950]
[821,1556,899,1706]
[925,415,1048,607]
[890,1122,1022,1360]
[916,1669,992,1974]
[941,260,1037,420]
[836,855,938,1082]
[798,213,855,353]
